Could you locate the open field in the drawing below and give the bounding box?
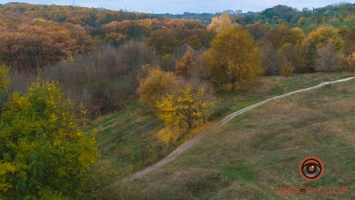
[113,75,355,199]
[87,72,355,180]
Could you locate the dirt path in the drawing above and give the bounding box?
[120,77,355,183]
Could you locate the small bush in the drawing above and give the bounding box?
[346,52,355,72]
[280,58,294,77]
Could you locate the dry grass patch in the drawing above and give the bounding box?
[253,78,281,95]
[325,120,355,148]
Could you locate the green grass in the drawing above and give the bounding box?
[219,166,256,182]
[86,72,354,193]
[212,72,353,120]
[116,74,355,199]
[84,101,180,176]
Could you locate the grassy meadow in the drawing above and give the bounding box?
[86,72,355,199]
[119,74,355,199]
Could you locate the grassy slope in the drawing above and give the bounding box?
[86,72,354,182]
[116,73,355,199]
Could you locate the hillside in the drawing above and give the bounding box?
[2,2,355,199]
[84,72,355,198]
[116,74,355,199]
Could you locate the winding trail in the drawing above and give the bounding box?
[121,76,355,183]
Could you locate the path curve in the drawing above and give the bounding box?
[120,76,355,183]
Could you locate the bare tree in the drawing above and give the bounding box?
[315,42,343,72]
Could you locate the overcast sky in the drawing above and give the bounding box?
[0,0,354,14]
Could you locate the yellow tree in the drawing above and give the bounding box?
[207,13,231,32]
[280,56,294,77]
[206,26,263,91]
[307,25,344,51]
[137,66,178,107]
[156,83,215,143]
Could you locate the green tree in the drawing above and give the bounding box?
[0,65,10,92]
[206,26,263,91]
[0,79,98,199]
[0,65,10,109]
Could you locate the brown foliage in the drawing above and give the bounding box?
[261,24,305,49]
[343,27,355,56]
[280,57,294,77]
[0,21,94,73]
[345,52,355,72]
[175,51,195,78]
[315,42,343,72]
[260,42,280,75]
[187,35,202,50]
[0,3,149,26]
[148,29,177,55]
[41,42,154,118]
[190,54,210,81]
[246,22,271,40]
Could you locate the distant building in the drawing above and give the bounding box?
[223,10,234,15]
[223,9,243,15]
[235,9,243,15]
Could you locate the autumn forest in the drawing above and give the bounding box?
[1,2,355,199]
